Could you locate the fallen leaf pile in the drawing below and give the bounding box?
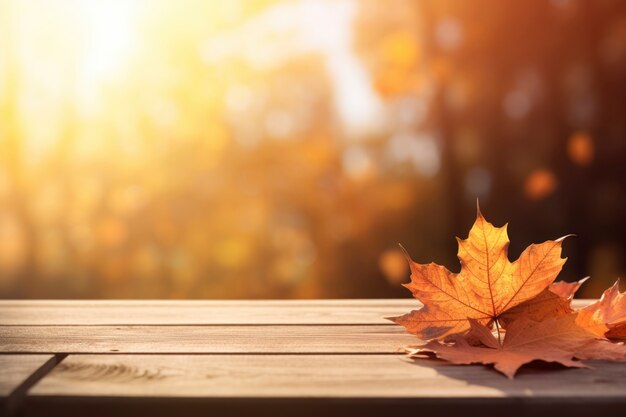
[389,205,626,378]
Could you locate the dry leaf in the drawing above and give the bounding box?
[411,315,626,379]
[389,206,626,378]
[499,278,587,327]
[388,205,567,340]
[551,278,587,299]
[576,279,626,339]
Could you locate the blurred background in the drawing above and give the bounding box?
[0,0,625,299]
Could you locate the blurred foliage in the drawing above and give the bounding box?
[0,0,624,299]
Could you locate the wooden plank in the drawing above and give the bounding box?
[28,354,626,397]
[0,325,414,353]
[0,300,416,325]
[24,354,626,417]
[0,299,593,326]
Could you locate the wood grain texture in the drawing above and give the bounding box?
[0,325,414,353]
[0,299,605,417]
[0,300,416,325]
[28,354,626,398]
[0,299,592,325]
[24,354,626,417]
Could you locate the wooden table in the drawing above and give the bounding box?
[1,299,625,417]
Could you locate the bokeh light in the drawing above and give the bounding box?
[0,0,625,299]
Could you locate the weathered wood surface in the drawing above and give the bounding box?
[0,325,412,353]
[29,354,626,398]
[24,354,626,417]
[0,299,592,325]
[0,299,614,417]
[0,300,415,325]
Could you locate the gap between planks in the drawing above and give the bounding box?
[2,354,66,417]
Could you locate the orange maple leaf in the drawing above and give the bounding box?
[388,206,568,340]
[576,279,626,339]
[551,278,587,299]
[409,315,626,379]
[498,278,587,327]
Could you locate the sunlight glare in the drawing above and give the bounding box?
[74,0,141,107]
[77,0,140,81]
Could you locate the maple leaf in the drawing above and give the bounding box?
[551,278,587,299]
[498,278,588,327]
[409,315,626,379]
[388,206,568,340]
[576,279,626,339]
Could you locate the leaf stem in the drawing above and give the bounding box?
[494,319,502,347]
